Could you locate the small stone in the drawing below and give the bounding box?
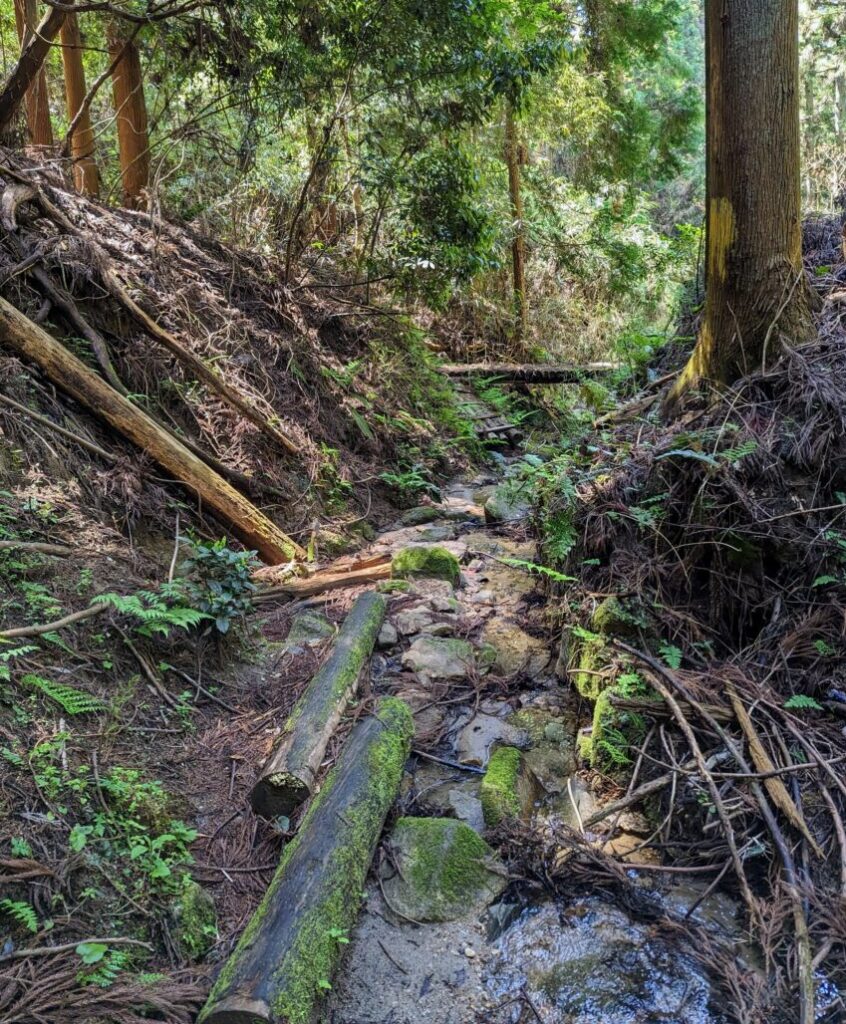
[464,947,476,959]
[377,621,398,648]
[395,606,436,635]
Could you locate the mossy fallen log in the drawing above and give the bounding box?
[0,296,304,564]
[250,590,386,818]
[199,697,413,1024]
[439,362,617,383]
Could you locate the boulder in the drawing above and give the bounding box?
[382,817,506,922]
[456,713,529,767]
[481,620,551,677]
[402,636,474,681]
[392,545,461,586]
[483,484,531,524]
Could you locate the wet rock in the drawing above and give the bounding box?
[523,746,574,798]
[484,899,720,1024]
[402,636,474,680]
[456,713,530,767]
[481,620,551,677]
[418,525,457,543]
[392,545,461,586]
[377,621,399,648]
[383,817,507,922]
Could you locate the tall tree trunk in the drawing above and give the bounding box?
[835,75,846,139]
[0,4,65,136]
[108,24,150,209]
[505,103,528,344]
[13,0,53,148]
[670,0,814,401]
[60,13,99,196]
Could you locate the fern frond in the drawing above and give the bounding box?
[0,898,38,933]
[22,674,106,715]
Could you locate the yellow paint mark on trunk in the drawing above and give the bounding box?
[708,197,735,282]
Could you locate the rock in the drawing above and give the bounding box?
[447,788,486,833]
[418,526,457,543]
[469,589,495,605]
[399,506,442,527]
[382,817,507,922]
[456,713,529,767]
[483,484,531,524]
[523,746,573,797]
[377,621,399,648]
[392,545,461,586]
[421,619,457,637]
[313,528,352,556]
[590,595,640,637]
[394,606,436,635]
[481,620,551,677]
[402,636,475,680]
[409,578,457,610]
[170,877,217,959]
[375,578,410,594]
[484,898,720,1024]
[480,747,538,826]
[286,611,334,647]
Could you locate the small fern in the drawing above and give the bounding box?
[92,592,209,637]
[0,644,38,682]
[784,694,823,712]
[720,439,758,464]
[22,674,106,715]
[499,557,576,584]
[0,898,38,933]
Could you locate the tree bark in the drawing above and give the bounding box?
[199,698,413,1024]
[505,103,528,343]
[60,13,99,195]
[250,591,386,818]
[670,0,814,401]
[108,23,150,209]
[0,296,305,564]
[0,5,66,136]
[13,0,54,148]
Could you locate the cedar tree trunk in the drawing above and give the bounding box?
[505,103,528,343]
[13,0,53,148]
[60,13,99,195]
[108,23,150,209]
[671,0,814,400]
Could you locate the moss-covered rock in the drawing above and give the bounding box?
[375,579,410,594]
[391,545,461,586]
[590,596,639,638]
[480,746,537,826]
[171,877,217,960]
[399,506,442,527]
[383,817,506,922]
[589,687,644,774]
[402,635,475,680]
[286,610,335,646]
[483,484,531,525]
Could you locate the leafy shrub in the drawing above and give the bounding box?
[179,537,259,634]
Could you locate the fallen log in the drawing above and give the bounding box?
[199,697,413,1024]
[0,296,305,564]
[250,590,386,818]
[440,361,617,383]
[253,562,392,603]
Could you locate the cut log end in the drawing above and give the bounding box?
[249,772,311,821]
[201,998,270,1024]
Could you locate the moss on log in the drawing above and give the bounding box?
[199,697,413,1024]
[250,591,386,819]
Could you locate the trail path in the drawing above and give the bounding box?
[316,468,732,1024]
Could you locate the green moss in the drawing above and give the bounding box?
[480,747,522,826]
[375,579,411,594]
[172,876,217,960]
[391,545,460,586]
[385,817,505,921]
[573,636,609,700]
[575,729,593,763]
[589,688,646,774]
[199,699,412,1024]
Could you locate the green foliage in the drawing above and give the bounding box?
[0,898,38,933]
[22,674,105,716]
[178,537,259,634]
[92,592,209,638]
[498,557,575,585]
[658,643,683,670]
[784,694,824,712]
